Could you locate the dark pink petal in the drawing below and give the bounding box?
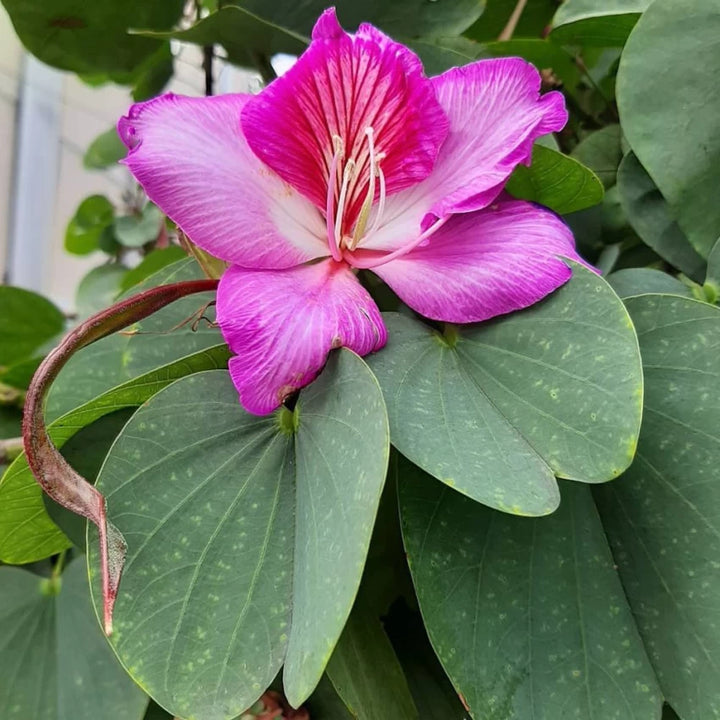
[372,199,582,323]
[361,58,567,252]
[119,93,327,269]
[240,9,448,233]
[216,260,387,415]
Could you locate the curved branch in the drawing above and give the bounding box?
[23,278,219,634]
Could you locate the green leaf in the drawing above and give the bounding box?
[46,258,218,420]
[305,677,355,720]
[119,247,188,293]
[404,36,483,75]
[483,39,581,90]
[131,42,174,101]
[399,456,663,720]
[367,264,642,515]
[326,605,418,720]
[616,152,706,282]
[505,145,604,214]
[571,125,623,189]
[75,264,128,319]
[0,558,148,720]
[550,0,649,45]
[0,345,230,564]
[114,204,163,248]
[607,269,693,299]
[0,0,184,75]
[84,127,126,170]
[88,351,389,718]
[617,0,720,256]
[384,602,471,719]
[142,1,484,70]
[0,286,64,366]
[65,195,115,256]
[595,294,720,720]
[706,237,720,290]
[465,0,557,41]
[44,409,138,549]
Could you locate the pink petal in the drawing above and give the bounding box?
[371,198,582,323]
[361,58,568,252]
[240,9,448,234]
[119,93,327,269]
[216,260,387,415]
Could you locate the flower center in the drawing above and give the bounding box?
[325,127,387,260]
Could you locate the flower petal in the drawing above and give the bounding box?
[240,9,448,231]
[361,58,567,252]
[372,198,583,323]
[216,260,387,414]
[119,93,327,269]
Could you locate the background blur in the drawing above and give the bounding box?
[0,7,257,311]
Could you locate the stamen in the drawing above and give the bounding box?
[349,216,450,270]
[325,136,344,261]
[348,127,378,250]
[334,158,356,250]
[364,161,387,240]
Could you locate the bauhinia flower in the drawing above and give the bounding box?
[118,7,583,415]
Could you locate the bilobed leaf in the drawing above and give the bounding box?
[595,294,720,720]
[0,0,184,75]
[404,36,483,76]
[84,127,126,170]
[0,344,229,564]
[367,264,642,515]
[0,558,148,720]
[0,286,64,367]
[399,456,663,720]
[617,0,720,256]
[607,269,693,299]
[571,125,623,189]
[616,152,706,282]
[326,604,418,720]
[88,351,389,719]
[550,0,650,45]
[505,146,604,215]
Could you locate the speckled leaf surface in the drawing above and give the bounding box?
[89,351,389,719]
[399,456,663,720]
[0,558,148,720]
[617,0,720,257]
[326,605,418,720]
[89,371,294,720]
[0,344,229,564]
[595,294,720,720]
[367,264,642,515]
[617,152,706,282]
[281,351,390,706]
[607,269,693,300]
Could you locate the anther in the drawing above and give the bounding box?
[349,127,381,250]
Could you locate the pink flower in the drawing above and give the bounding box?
[118,8,581,415]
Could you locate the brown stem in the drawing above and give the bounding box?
[23,279,218,634]
[497,0,528,41]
